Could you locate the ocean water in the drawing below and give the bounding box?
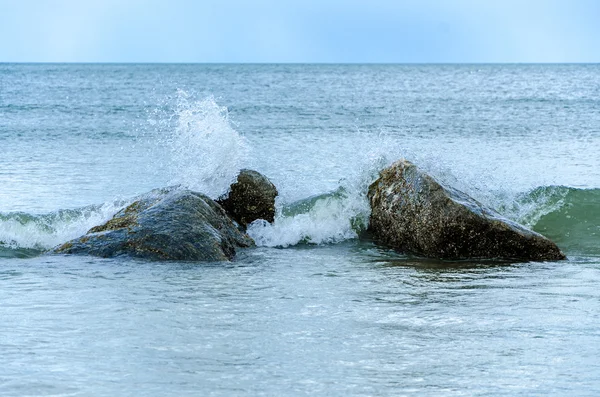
[1,64,599,396]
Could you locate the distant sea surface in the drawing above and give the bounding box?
[1,64,599,396]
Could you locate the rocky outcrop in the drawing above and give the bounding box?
[368,160,566,261]
[53,188,254,261]
[218,169,278,227]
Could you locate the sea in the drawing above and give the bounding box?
[1,64,599,396]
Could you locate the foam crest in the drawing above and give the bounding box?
[531,187,600,255]
[246,151,387,248]
[247,188,369,247]
[0,200,126,252]
[160,91,249,198]
[496,186,570,227]
[246,132,403,247]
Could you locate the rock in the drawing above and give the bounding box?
[368,160,566,261]
[217,169,278,227]
[53,188,254,261]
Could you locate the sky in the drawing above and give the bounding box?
[0,0,599,63]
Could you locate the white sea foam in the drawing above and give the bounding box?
[0,200,127,251]
[247,188,369,248]
[0,93,568,253]
[247,135,396,247]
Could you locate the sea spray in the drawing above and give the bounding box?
[245,125,594,250]
[156,91,249,198]
[247,186,369,247]
[0,93,251,255]
[1,90,592,254]
[246,135,397,247]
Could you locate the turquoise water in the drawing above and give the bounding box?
[1,64,599,396]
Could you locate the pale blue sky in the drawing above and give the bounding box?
[1,0,599,63]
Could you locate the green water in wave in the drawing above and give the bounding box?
[527,187,600,255]
[2,185,599,257]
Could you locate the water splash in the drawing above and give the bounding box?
[158,91,249,198]
[3,91,591,254]
[0,93,251,255]
[247,186,370,247]
[246,136,393,247]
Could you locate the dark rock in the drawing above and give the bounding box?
[53,188,254,261]
[368,160,566,261]
[217,169,278,227]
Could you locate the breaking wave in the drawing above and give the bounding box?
[2,93,598,259]
[515,186,600,256]
[0,200,128,258]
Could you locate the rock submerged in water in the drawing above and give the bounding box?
[53,188,254,261]
[217,169,278,228]
[368,160,566,261]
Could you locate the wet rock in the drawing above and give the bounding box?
[53,188,254,261]
[368,160,566,261]
[217,169,278,228]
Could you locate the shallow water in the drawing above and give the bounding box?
[1,64,599,395]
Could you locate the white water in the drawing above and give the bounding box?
[248,188,369,247]
[0,93,583,252]
[156,91,250,198]
[1,93,251,252]
[0,201,126,251]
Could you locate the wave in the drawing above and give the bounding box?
[1,92,251,259]
[247,186,370,247]
[519,186,600,256]
[0,200,128,259]
[245,147,386,248]
[248,184,600,257]
[2,91,598,258]
[1,184,598,259]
